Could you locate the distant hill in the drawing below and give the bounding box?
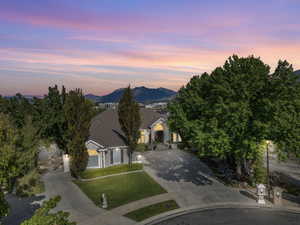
[295,70,300,75]
[85,86,177,103]
[84,94,102,103]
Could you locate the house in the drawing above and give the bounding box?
[85,108,181,169]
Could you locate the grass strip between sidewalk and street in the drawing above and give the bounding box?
[124,200,179,222]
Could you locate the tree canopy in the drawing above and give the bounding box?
[0,113,39,191]
[168,55,300,178]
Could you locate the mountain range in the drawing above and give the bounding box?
[85,86,177,103]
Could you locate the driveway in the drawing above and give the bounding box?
[43,171,134,225]
[143,150,256,207]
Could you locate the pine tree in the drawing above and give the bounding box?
[118,86,141,167]
[64,89,94,177]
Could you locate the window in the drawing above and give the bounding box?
[87,155,99,168]
[121,149,124,163]
[114,148,121,164]
[110,150,113,164]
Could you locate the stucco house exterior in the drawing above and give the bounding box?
[85,108,181,169]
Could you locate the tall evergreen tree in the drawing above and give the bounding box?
[118,86,141,167]
[64,89,94,177]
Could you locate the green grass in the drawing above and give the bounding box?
[124,200,179,222]
[80,163,143,179]
[74,172,166,209]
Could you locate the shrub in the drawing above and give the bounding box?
[21,196,76,225]
[136,144,148,152]
[16,170,44,197]
[0,191,9,219]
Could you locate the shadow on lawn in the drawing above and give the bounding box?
[1,194,45,225]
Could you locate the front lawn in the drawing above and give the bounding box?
[80,163,143,179]
[74,172,166,209]
[124,200,179,222]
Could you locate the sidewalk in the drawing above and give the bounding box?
[43,171,134,225]
[111,193,174,215]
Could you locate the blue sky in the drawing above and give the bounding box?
[0,0,299,95]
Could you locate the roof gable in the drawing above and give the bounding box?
[89,108,166,147]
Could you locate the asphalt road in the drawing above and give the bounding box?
[152,208,300,225]
[1,194,45,225]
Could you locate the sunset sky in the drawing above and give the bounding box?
[0,0,299,96]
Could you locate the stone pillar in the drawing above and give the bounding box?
[256,184,266,204]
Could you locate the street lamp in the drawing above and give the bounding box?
[266,140,271,199]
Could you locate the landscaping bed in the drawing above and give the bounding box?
[80,163,143,179]
[74,172,166,209]
[124,200,179,222]
[16,169,45,197]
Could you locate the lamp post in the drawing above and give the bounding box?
[266,140,271,199]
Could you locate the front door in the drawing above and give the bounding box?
[154,130,164,143]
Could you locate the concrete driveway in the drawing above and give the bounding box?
[143,150,256,207]
[43,171,134,225]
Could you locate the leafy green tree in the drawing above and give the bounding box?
[16,116,40,174]
[39,85,67,151]
[118,86,141,167]
[3,94,34,129]
[21,196,76,225]
[0,113,19,190]
[0,190,9,219]
[64,89,94,177]
[168,55,300,179]
[0,114,39,191]
[266,60,300,159]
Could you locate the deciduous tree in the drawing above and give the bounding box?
[168,55,300,180]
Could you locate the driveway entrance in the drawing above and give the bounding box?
[143,150,256,207]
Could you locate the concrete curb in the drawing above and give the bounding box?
[79,170,144,181]
[137,202,300,225]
